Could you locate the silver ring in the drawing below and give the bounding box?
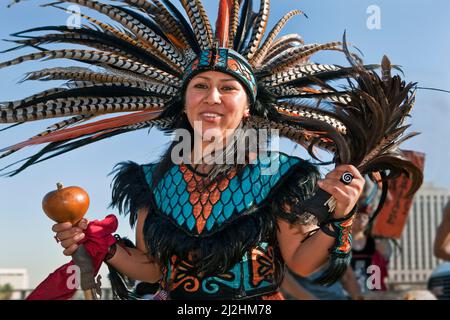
[340,172,354,185]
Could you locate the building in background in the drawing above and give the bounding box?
[0,268,29,299]
[389,183,450,286]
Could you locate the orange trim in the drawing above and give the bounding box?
[262,291,285,300]
[251,246,274,287]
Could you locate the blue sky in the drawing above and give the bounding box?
[0,0,449,288]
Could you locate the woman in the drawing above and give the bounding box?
[434,200,450,261]
[0,0,421,300]
[52,68,364,299]
[349,176,392,295]
[351,211,392,293]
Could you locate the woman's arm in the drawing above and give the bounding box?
[434,201,450,261]
[277,219,335,277]
[278,222,319,299]
[107,208,162,283]
[106,247,162,283]
[277,164,365,277]
[53,208,162,283]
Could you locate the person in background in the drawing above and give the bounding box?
[350,175,392,295]
[351,212,392,294]
[434,200,450,261]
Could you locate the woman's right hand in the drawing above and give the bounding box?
[52,218,88,256]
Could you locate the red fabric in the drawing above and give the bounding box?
[26,214,118,300]
[371,250,389,291]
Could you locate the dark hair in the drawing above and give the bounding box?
[150,76,280,188]
[151,117,265,189]
[150,91,190,186]
[135,282,160,296]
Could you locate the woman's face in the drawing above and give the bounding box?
[353,212,370,232]
[184,71,249,143]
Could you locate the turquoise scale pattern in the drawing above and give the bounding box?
[198,50,211,66]
[216,48,228,67]
[142,152,301,236]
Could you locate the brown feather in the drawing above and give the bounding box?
[228,0,241,48]
[2,109,163,151]
[332,48,422,194]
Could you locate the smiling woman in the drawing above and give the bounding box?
[0,0,422,300]
[185,71,250,147]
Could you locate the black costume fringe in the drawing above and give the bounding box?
[143,159,321,278]
[106,237,138,300]
[110,158,353,287]
[109,161,152,228]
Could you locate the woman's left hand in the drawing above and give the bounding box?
[317,165,365,219]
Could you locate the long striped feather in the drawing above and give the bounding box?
[160,0,200,53]
[1,96,165,123]
[43,0,186,69]
[0,115,176,176]
[20,66,174,92]
[274,104,347,135]
[1,108,163,151]
[267,33,304,50]
[247,116,336,153]
[260,42,343,73]
[0,49,181,85]
[267,87,352,105]
[279,64,380,88]
[49,4,183,71]
[0,113,96,159]
[64,80,177,96]
[2,84,166,110]
[228,0,241,48]
[262,34,304,63]
[5,32,164,69]
[234,0,256,52]
[180,0,213,49]
[242,0,270,60]
[261,63,341,86]
[1,87,68,110]
[49,5,140,42]
[250,10,303,66]
[6,25,181,75]
[133,0,190,49]
[44,114,96,134]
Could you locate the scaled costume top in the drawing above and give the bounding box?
[111,151,319,299]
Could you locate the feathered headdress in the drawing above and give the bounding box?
[1,0,422,284]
